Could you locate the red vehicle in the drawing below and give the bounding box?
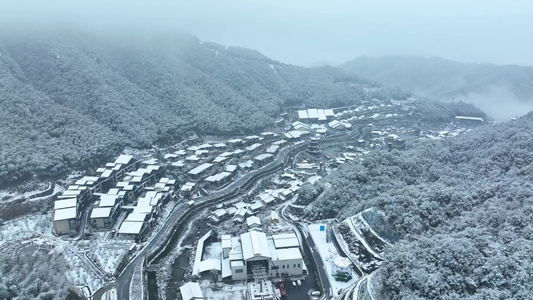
[279,283,287,297]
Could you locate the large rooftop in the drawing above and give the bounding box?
[240,231,271,260]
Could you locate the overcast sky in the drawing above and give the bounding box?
[2,0,532,66]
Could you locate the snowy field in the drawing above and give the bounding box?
[199,280,247,300]
[78,237,130,275]
[202,242,222,260]
[56,244,105,294]
[307,223,358,296]
[0,212,53,247]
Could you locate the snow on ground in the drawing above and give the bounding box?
[202,242,222,260]
[57,244,105,293]
[0,212,53,247]
[199,280,247,300]
[78,238,129,275]
[307,223,358,296]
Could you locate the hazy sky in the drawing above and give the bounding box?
[2,0,533,66]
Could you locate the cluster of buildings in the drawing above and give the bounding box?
[207,175,305,225]
[116,176,176,239]
[157,134,286,197]
[194,229,305,281]
[297,108,335,122]
[52,154,180,241]
[53,155,139,235]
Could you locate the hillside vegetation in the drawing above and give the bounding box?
[307,114,533,299]
[0,30,411,187]
[340,56,533,102]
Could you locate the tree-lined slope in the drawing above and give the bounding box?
[307,114,533,299]
[0,31,410,186]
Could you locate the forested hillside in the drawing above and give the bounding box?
[307,114,533,299]
[0,250,73,299]
[340,56,533,102]
[0,30,411,187]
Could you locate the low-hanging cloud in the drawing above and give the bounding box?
[1,0,532,67]
[455,86,533,121]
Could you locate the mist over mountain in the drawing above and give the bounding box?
[340,56,533,120]
[0,30,417,186]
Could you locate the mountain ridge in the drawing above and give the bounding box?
[0,30,414,186]
[340,55,533,102]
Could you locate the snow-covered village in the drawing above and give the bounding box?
[0,101,486,300]
[2,5,532,300]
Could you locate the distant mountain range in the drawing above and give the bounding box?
[340,56,533,102]
[0,30,415,186]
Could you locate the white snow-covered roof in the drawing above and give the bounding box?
[241,231,271,260]
[171,160,185,167]
[54,198,77,210]
[222,235,232,249]
[262,196,275,205]
[99,169,113,178]
[324,109,334,117]
[175,149,187,156]
[185,155,200,161]
[271,211,279,220]
[246,216,262,227]
[98,194,119,207]
[238,160,254,169]
[232,149,245,155]
[329,120,343,129]
[126,213,149,222]
[275,247,303,261]
[213,156,228,163]
[213,143,227,148]
[213,209,227,218]
[115,154,134,165]
[54,207,77,221]
[198,143,213,149]
[205,172,232,183]
[227,138,244,144]
[164,153,179,160]
[307,109,319,119]
[198,259,221,273]
[272,233,300,249]
[234,202,247,210]
[266,145,279,154]
[188,163,213,175]
[292,122,310,131]
[90,207,112,219]
[180,182,196,192]
[455,116,484,121]
[194,150,209,156]
[254,153,273,162]
[142,158,158,165]
[230,260,244,267]
[285,131,302,139]
[134,205,153,214]
[118,221,144,235]
[225,165,237,172]
[62,190,81,196]
[245,143,262,151]
[179,282,205,300]
[297,110,308,119]
[221,258,232,278]
[249,201,263,211]
[317,109,327,121]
